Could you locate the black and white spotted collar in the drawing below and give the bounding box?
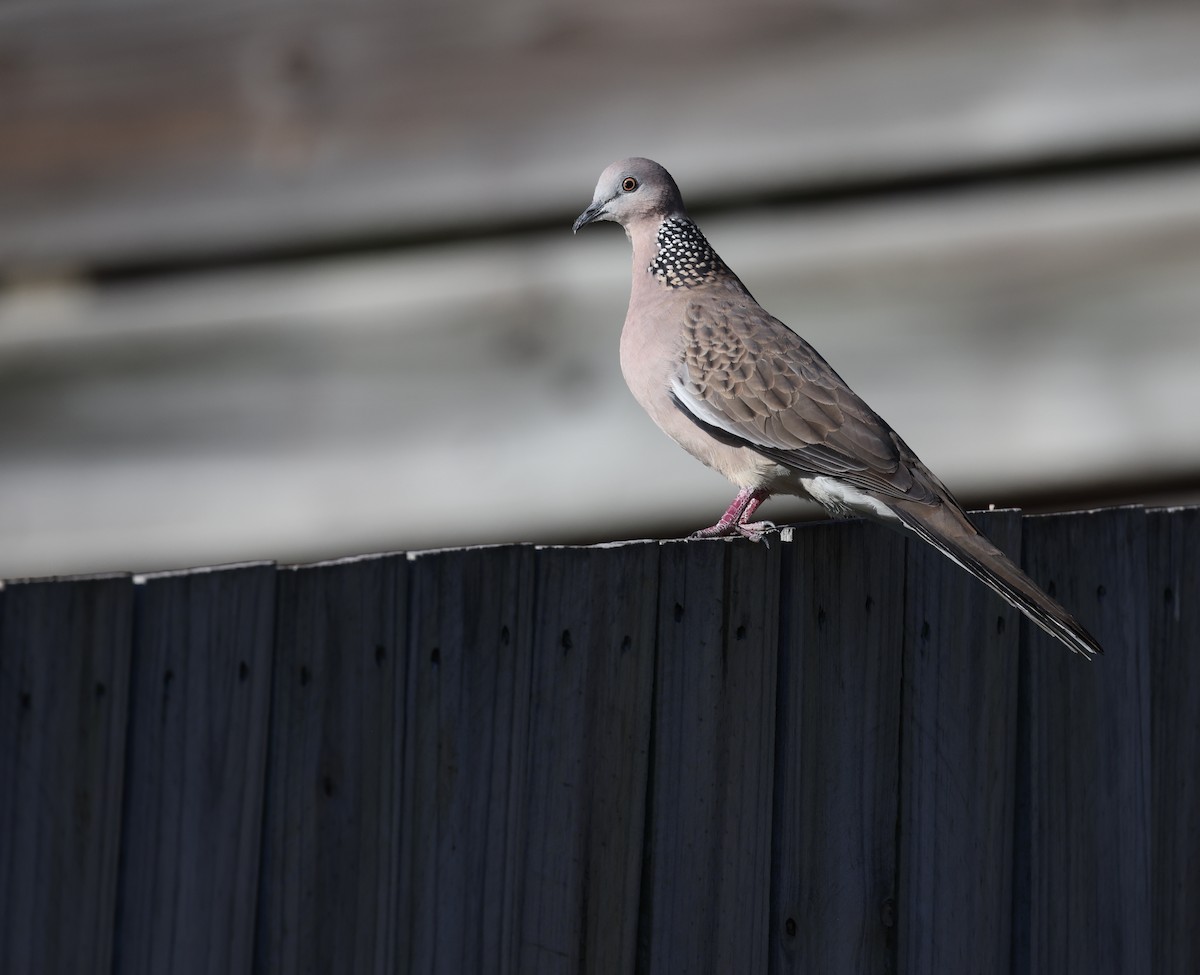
[648,217,728,288]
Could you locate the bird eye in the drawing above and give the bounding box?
[621,176,638,192]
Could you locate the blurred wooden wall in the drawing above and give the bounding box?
[2,0,1199,576]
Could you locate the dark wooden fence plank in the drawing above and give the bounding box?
[0,574,134,975]
[1016,508,1151,975]
[515,543,658,974]
[1148,505,1200,974]
[113,563,275,975]
[770,520,906,974]
[640,539,780,973]
[256,555,406,974]
[398,546,535,975]
[897,510,1022,974]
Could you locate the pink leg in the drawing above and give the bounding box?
[689,487,774,541]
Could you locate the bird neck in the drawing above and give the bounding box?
[634,216,732,291]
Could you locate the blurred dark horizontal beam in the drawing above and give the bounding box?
[80,143,1200,284]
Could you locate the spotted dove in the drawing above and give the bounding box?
[573,156,1102,658]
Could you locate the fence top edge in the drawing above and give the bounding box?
[279,551,405,572]
[0,569,132,589]
[5,504,1180,587]
[1023,502,1150,522]
[134,559,277,584]
[1146,502,1200,515]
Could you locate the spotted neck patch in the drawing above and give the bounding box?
[648,217,726,288]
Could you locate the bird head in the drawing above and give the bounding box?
[573,158,687,233]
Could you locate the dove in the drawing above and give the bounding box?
[574,157,1101,657]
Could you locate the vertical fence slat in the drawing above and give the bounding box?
[515,543,658,974]
[113,563,275,975]
[1148,505,1200,974]
[1017,508,1151,975]
[640,538,779,974]
[896,509,1022,974]
[398,546,535,975]
[0,575,134,975]
[770,520,906,974]
[256,555,406,974]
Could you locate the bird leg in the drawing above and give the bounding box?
[689,487,774,541]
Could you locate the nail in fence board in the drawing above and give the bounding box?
[640,539,780,973]
[771,520,906,974]
[113,563,275,975]
[1016,508,1151,974]
[1148,506,1200,974]
[0,574,134,975]
[516,544,658,974]
[256,555,406,973]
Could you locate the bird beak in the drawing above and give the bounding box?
[572,201,608,233]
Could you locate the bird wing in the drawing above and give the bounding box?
[670,296,943,505]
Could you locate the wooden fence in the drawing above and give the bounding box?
[0,505,1196,974]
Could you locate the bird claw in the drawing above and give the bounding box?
[689,520,777,544]
[738,520,777,543]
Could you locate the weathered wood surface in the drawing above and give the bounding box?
[257,554,406,973]
[0,574,134,975]
[399,545,535,973]
[1148,506,1200,975]
[0,506,1194,974]
[3,2,1200,269]
[897,509,1022,974]
[516,544,658,973]
[771,519,906,974]
[115,563,276,975]
[641,540,780,973]
[1017,508,1151,974]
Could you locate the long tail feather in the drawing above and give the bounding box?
[891,502,1103,658]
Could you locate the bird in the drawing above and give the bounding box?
[573,157,1102,658]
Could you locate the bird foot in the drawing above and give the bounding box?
[689,488,775,542]
[689,519,777,543]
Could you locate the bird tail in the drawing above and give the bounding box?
[890,501,1103,658]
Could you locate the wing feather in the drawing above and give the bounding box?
[671,297,943,505]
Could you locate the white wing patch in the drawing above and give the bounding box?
[800,476,901,523]
[669,374,755,444]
